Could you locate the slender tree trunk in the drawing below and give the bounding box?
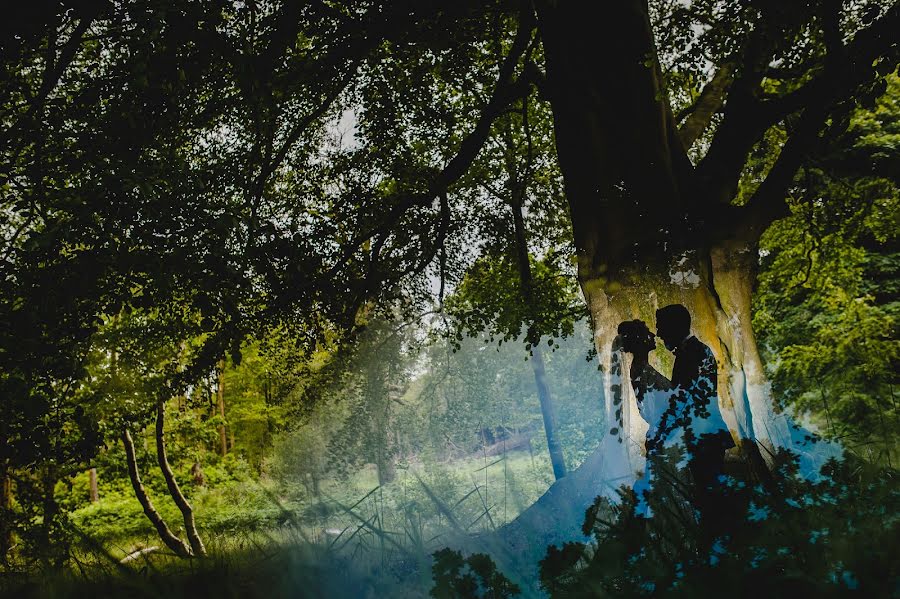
[217,358,227,457]
[510,195,567,480]
[530,348,567,480]
[40,464,62,568]
[367,346,396,485]
[88,467,99,503]
[121,428,193,558]
[1,459,12,563]
[155,401,206,557]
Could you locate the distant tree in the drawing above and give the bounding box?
[327,318,417,485]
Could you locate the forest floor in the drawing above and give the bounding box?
[3,447,562,597]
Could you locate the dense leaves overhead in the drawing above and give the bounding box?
[3,0,898,379]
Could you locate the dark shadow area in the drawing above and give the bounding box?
[538,449,898,598]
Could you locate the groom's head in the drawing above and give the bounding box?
[656,304,690,350]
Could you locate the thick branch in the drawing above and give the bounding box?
[697,2,899,208]
[740,104,832,236]
[677,62,735,152]
[693,21,777,206]
[433,9,536,192]
[764,3,898,120]
[538,0,692,275]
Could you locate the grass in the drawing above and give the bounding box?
[4,536,431,598]
[13,447,558,597]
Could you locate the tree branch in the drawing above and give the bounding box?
[696,2,900,208]
[324,7,537,282]
[740,103,833,236]
[677,61,735,152]
[1,7,101,151]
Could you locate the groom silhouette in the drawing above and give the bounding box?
[654,304,735,497]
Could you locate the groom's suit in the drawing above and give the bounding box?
[668,336,735,536]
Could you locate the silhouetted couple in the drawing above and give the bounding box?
[618,304,735,534]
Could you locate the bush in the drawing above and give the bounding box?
[431,548,520,598]
[540,450,899,597]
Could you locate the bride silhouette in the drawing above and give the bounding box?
[616,304,734,528]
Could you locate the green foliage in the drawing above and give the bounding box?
[411,321,604,471]
[320,319,418,484]
[540,451,899,597]
[269,408,341,499]
[446,255,583,351]
[431,548,520,599]
[755,76,900,462]
[71,491,165,543]
[1,0,898,583]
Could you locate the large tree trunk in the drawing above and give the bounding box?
[578,253,788,476]
[121,428,193,558]
[484,1,842,579]
[488,247,795,584]
[493,2,816,553]
[155,401,206,557]
[537,0,790,466]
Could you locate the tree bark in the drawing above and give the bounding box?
[1,459,12,563]
[577,252,785,479]
[485,0,889,569]
[537,0,693,287]
[508,174,567,480]
[529,348,567,480]
[121,428,193,558]
[155,401,206,557]
[40,464,62,568]
[88,467,99,503]
[537,0,794,475]
[216,358,227,458]
[495,248,790,565]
